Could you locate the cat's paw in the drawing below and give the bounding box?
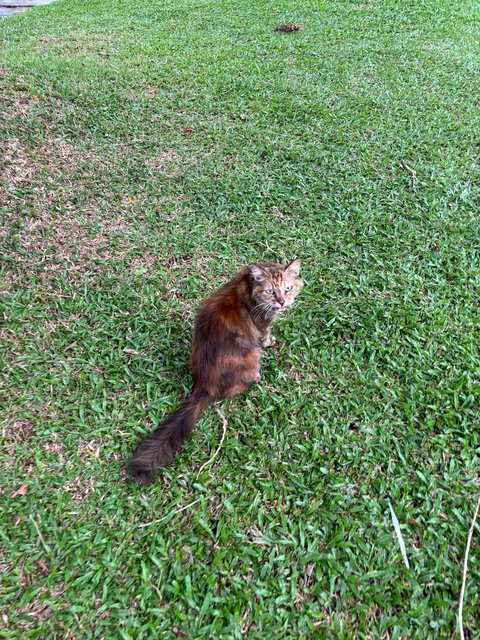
[265,335,277,347]
[241,374,261,390]
[260,334,276,348]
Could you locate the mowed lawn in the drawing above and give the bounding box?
[1,0,479,637]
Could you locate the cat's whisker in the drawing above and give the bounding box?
[252,304,269,316]
[252,302,274,319]
[251,303,267,317]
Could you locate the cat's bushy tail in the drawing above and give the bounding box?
[128,390,212,485]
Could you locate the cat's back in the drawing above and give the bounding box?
[190,270,258,372]
[192,269,249,336]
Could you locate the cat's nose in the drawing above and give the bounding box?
[277,294,286,305]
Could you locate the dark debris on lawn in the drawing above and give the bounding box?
[274,23,304,33]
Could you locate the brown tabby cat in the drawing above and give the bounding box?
[128,259,303,484]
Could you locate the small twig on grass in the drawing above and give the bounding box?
[400,160,417,180]
[29,515,51,555]
[138,498,202,528]
[196,408,228,480]
[458,494,480,640]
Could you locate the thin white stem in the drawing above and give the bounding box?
[29,515,51,555]
[138,498,201,528]
[196,408,228,480]
[458,494,480,640]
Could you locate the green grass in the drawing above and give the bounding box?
[1,0,479,637]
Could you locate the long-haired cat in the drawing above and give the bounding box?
[128,258,303,484]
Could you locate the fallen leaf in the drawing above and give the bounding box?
[303,563,315,585]
[37,559,50,575]
[21,568,33,587]
[11,484,28,498]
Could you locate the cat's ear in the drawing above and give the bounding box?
[249,265,267,283]
[285,258,301,277]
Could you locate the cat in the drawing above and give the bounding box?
[128,258,303,484]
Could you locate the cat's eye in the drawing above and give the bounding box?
[265,289,273,294]
[285,286,293,292]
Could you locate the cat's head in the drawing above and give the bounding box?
[249,258,303,314]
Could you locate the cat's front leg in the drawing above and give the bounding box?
[260,328,276,348]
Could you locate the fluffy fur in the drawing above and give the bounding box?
[128,258,303,484]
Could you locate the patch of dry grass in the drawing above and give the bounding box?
[1,136,157,290]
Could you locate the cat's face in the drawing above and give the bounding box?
[249,259,303,314]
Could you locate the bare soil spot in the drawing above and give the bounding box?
[34,31,112,59]
[63,471,99,503]
[2,418,36,444]
[17,586,67,631]
[146,150,194,179]
[1,138,35,192]
[43,440,65,456]
[76,437,105,463]
[0,87,40,120]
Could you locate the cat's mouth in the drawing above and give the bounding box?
[276,305,287,312]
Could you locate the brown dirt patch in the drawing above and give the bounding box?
[1,418,36,444]
[42,440,65,456]
[0,87,40,121]
[63,471,99,503]
[16,586,67,631]
[146,150,194,179]
[33,31,112,59]
[76,437,105,463]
